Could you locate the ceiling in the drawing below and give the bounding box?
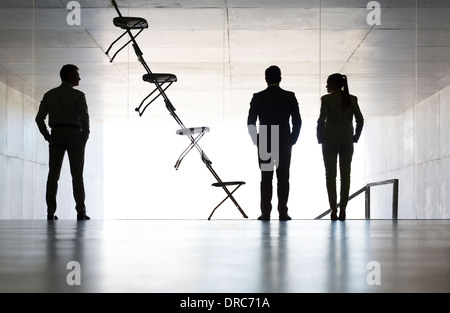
[1,0,450,123]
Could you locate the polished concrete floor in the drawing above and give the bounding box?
[0,219,449,293]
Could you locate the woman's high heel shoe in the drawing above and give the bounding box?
[338,210,346,221]
[331,209,338,221]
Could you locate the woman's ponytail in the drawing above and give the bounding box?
[342,74,350,110]
[327,73,350,109]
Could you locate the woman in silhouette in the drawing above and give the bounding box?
[317,73,364,221]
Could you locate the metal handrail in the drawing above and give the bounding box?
[314,179,399,220]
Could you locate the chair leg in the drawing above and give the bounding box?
[174,133,206,170]
[208,184,244,220]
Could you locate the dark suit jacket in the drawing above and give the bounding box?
[247,85,302,147]
[316,91,364,144]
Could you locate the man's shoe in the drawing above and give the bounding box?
[258,215,270,221]
[77,214,91,220]
[47,215,58,220]
[279,215,291,221]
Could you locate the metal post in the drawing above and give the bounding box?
[392,179,399,220]
[365,186,370,219]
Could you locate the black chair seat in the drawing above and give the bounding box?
[143,73,177,84]
[208,181,247,220]
[212,181,246,187]
[113,17,148,29]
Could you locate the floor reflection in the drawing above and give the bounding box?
[325,222,349,292]
[0,219,449,293]
[259,222,288,292]
[44,221,93,292]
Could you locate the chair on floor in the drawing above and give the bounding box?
[209,181,246,220]
[174,126,248,219]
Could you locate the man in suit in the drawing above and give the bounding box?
[36,64,90,220]
[247,65,302,221]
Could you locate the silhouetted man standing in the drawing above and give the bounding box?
[247,65,302,221]
[36,64,90,220]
